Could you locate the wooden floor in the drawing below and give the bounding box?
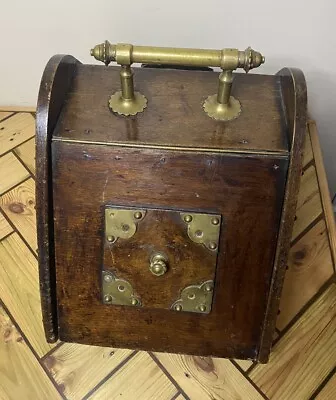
[0,110,335,400]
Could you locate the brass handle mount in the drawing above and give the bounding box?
[90,41,265,121]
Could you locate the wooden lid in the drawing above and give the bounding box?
[53,65,289,155]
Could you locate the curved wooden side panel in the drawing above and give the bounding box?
[36,55,80,342]
[258,68,307,362]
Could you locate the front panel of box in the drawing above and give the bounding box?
[52,140,288,358]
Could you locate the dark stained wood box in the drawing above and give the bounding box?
[36,55,307,363]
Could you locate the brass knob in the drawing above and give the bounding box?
[149,253,168,276]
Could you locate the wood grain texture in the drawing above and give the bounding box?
[90,352,177,400]
[292,165,322,240]
[0,153,29,195]
[316,374,336,400]
[0,233,54,356]
[302,129,313,168]
[258,68,307,362]
[0,306,61,400]
[309,121,336,268]
[0,212,13,240]
[277,219,334,330]
[0,106,334,399]
[38,63,306,361]
[103,207,219,311]
[0,178,37,254]
[0,111,13,121]
[52,141,287,358]
[0,106,35,112]
[251,284,336,399]
[54,65,289,154]
[155,353,264,399]
[234,358,254,372]
[36,54,80,343]
[14,137,36,174]
[0,113,35,156]
[44,343,133,399]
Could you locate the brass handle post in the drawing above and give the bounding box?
[91,41,265,120]
[217,70,233,105]
[108,64,147,116]
[120,66,134,100]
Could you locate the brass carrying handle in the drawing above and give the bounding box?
[90,41,265,121]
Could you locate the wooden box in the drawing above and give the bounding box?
[36,54,307,363]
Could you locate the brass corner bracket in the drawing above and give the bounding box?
[91,41,264,120]
[105,207,146,243]
[172,280,214,314]
[102,270,141,307]
[181,212,221,251]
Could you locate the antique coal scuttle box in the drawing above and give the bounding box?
[36,42,307,363]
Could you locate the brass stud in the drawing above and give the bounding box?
[174,304,182,311]
[184,215,192,223]
[49,334,56,342]
[107,235,115,242]
[131,298,138,306]
[204,283,213,292]
[199,304,206,312]
[195,230,203,238]
[211,217,219,225]
[134,211,143,219]
[104,295,112,303]
[209,242,217,250]
[104,274,113,283]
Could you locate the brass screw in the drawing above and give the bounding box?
[104,274,113,283]
[134,211,142,219]
[204,283,213,292]
[209,242,217,250]
[199,304,206,312]
[211,217,219,225]
[184,215,192,223]
[122,224,130,232]
[131,298,138,306]
[107,235,115,242]
[195,230,203,238]
[118,285,125,292]
[104,295,112,302]
[188,293,196,300]
[175,304,182,311]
